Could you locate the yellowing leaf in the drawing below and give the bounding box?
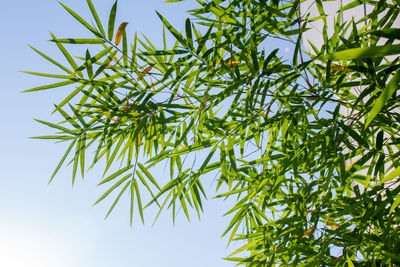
[331,65,351,71]
[345,159,359,171]
[137,66,153,81]
[301,226,315,239]
[115,22,128,46]
[219,61,240,66]
[104,114,116,121]
[216,61,240,66]
[326,221,341,228]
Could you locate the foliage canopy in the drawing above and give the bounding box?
[25,0,400,265]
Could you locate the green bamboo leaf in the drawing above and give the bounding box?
[34,119,77,135]
[90,50,118,81]
[164,0,184,2]
[94,174,132,205]
[72,136,81,185]
[105,181,130,219]
[75,47,113,72]
[20,71,72,79]
[130,178,135,226]
[30,135,75,140]
[50,38,105,44]
[85,49,93,78]
[122,31,128,66]
[108,1,118,41]
[98,164,134,185]
[86,0,106,37]
[389,195,400,214]
[156,12,187,47]
[326,44,400,60]
[48,139,77,184]
[376,131,384,150]
[185,18,193,50]
[339,122,369,148]
[79,134,86,178]
[51,85,84,113]
[137,162,161,190]
[209,4,236,24]
[379,165,400,185]
[49,33,83,78]
[346,255,355,267]
[370,28,400,40]
[339,0,368,12]
[59,2,100,37]
[135,170,160,206]
[53,104,81,129]
[28,45,72,74]
[365,69,400,128]
[382,251,400,261]
[139,50,188,56]
[23,80,76,93]
[68,103,88,128]
[133,179,145,224]
[104,136,124,175]
[178,189,191,222]
[196,23,213,54]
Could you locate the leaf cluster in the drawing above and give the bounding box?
[25,0,400,265]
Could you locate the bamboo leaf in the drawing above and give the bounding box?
[98,164,134,185]
[365,69,400,128]
[34,119,77,135]
[115,22,128,46]
[137,163,161,190]
[49,139,77,184]
[133,179,144,224]
[50,38,105,44]
[346,255,355,267]
[50,33,82,77]
[389,195,400,214]
[59,2,100,37]
[370,28,400,40]
[23,80,76,92]
[108,1,118,41]
[379,165,400,185]
[156,12,187,47]
[94,174,132,205]
[28,45,72,74]
[326,44,400,60]
[105,181,130,219]
[86,0,106,37]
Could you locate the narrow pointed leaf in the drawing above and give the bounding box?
[108,1,118,41]
[115,22,128,46]
[86,0,106,37]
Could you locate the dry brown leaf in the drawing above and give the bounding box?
[301,226,315,239]
[326,221,341,228]
[216,61,240,66]
[331,65,351,71]
[115,22,128,46]
[104,114,116,121]
[137,66,153,81]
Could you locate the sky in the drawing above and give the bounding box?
[0,1,243,266]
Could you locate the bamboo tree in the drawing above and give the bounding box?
[25,0,400,265]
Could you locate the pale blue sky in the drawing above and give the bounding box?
[1,1,242,266]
